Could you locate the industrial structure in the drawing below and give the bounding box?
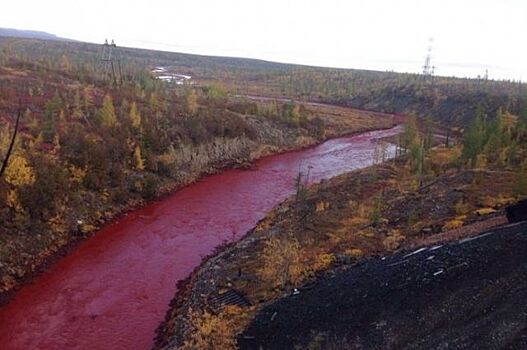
[422,37,436,79]
[100,39,123,85]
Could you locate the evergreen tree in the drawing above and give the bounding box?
[401,113,418,154]
[42,96,61,142]
[185,89,198,115]
[98,94,117,128]
[128,102,142,129]
[72,89,82,119]
[290,104,300,125]
[206,84,226,102]
[60,54,71,72]
[483,108,513,165]
[517,108,527,141]
[132,145,145,170]
[462,112,485,166]
[83,87,93,112]
[423,115,433,150]
[4,153,35,187]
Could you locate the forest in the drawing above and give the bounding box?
[2,36,525,126]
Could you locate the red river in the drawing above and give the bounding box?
[0,126,400,350]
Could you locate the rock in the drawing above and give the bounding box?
[506,199,527,223]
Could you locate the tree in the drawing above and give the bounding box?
[282,102,300,125]
[83,87,93,111]
[290,103,300,124]
[128,102,142,129]
[60,54,71,72]
[401,113,418,154]
[0,40,12,62]
[149,92,159,111]
[516,107,527,140]
[462,112,485,166]
[182,306,247,350]
[206,84,226,102]
[185,89,198,115]
[423,115,434,150]
[0,104,21,180]
[4,153,35,187]
[41,115,55,143]
[481,108,514,166]
[410,139,425,185]
[98,94,117,128]
[258,233,302,288]
[132,145,145,170]
[72,89,82,119]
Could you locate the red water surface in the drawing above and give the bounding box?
[0,127,400,350]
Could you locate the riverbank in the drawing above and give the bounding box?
[0,102,395,305]
[154,146,521,349]
[0,116,401,350]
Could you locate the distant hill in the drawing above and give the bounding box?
[0,33,524,126]
[0,27,70,41]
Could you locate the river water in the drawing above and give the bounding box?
[0,126,400,350]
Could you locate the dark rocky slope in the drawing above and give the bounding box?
[240,221,527,349]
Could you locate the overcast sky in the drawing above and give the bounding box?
[1,0,526,80]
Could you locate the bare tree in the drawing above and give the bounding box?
[0,101,22,179]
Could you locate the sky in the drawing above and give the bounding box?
[1,0,526,80]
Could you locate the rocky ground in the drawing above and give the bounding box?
[240,220,527,349]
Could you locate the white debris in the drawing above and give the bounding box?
[427,255,435,260]
[292,288,300,296]
[151,67,192,84]
[433,269,444,276]
[459,231,493,244]
[388,259,409,267]
[403,247,428,259]
[429,245,442,251]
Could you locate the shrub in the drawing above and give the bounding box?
[182,305,250,350]
[383,230,405,250]
[453,199,471,215]
[310,253,335,272]
[258,233,302,288]
[442,219,464,231]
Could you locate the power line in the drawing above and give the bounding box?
[100,39,123,85]
[422,37,436,80]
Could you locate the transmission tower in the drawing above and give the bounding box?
[100,39,123,85]
[422,37,436,79]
